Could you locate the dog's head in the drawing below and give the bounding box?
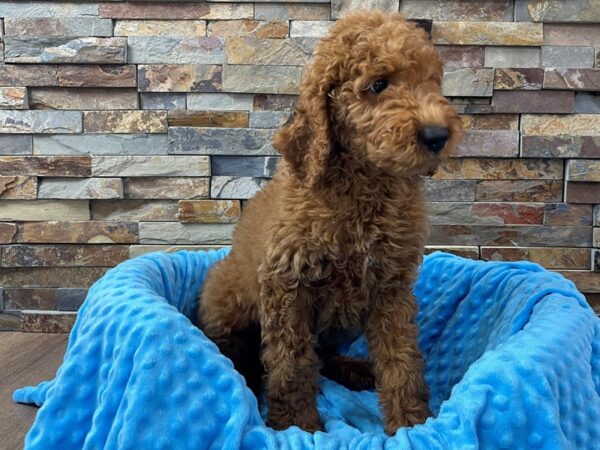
[274,11,463,186]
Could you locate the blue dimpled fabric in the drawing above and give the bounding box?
[14,250,600,449]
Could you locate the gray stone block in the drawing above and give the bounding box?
[574,92,600,113]
[168,127,276,155]
[127,36,225,64]
[516,0,600,22]
[484,47,541,68]
[290,21,334,37]
[333,0,399,19]
[254,4,331,21]
[187,93,254,111]
[34,134,168,155]
[0,135,32,155]
[4,18,113,38]
[211,176,268,199]
[0,111,82,134]
[442,69,494,97]
[39,178,123,199]
[140,93,186,110]
[212,156,279,177]
[5,37,127,64]
[542,46,595,68]
[139,222,235,245]
[249,111,291,128]
[424,180,477,202]
[0,2,98,17]
[57,288,87,311]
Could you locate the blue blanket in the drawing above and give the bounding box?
[14,250,600,449]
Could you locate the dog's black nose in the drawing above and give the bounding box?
[419,126,449,153]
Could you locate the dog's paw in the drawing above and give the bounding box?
[384,405,430,435]
[267,411,323,433]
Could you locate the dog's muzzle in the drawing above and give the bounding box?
[419,126,449,153]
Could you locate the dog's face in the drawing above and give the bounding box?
[273,12,463,186]
[327,14,463,178]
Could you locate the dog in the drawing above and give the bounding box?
[198,11,463,435]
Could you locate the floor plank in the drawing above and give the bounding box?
[0,332,68,450]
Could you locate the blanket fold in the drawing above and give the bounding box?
[14,250,600,449]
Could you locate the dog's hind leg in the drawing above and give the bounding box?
[198,259,263,395]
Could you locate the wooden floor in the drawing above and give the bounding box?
[0,333,68,450]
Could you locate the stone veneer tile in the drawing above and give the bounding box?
[127,37,225,64]
[401,0,514,21]
[5,37,127,64]
[436,46,484,68]
[568,160,600,182]
[168,111,249,128]
[455,130,519,157]
[493,90,574,114]
[211,176,269,199]
[516,0,600,23]
[222,65,303,95]
[428,225,592,247]
[177,200,241,223]
[100,3,253,20]
[429,202,544,225]
[0,88,28,110]
[168,127,276,155]
[442,68,494,97]
[115,20,206,36]
[0,111,82,134]
[544,203,593,226]
[494,68,544,90]
[140,93,186,111]
[521,135,600,158]
[481,247,591,270]
[0,200,90,221]
[84,111,167,134]
[138,65,222,93]
[566,182,600,203]
[0,156,91,177]
[4,18,113,38]
[29,88,138,111]
[91,200,179,222]
[34,134,168,156]
[433,22,542,46]
[123,178,209,200]
[15,221,139,244]
[0,268,108,288]
[542,46,595,69]
[226,37,317,65]
[208,20,288,38]
[139,222,235,245]
[543,69,600,91]
[544,24,600,46]
[0,176,37,200]
[434,158,563,180]
[476,180,563,202]
[521,114,600,135]
[38,178,123,199]
[91,156,209,177]
[254,4,331,21]
[1,244,129,267]
[0,135,32,156]
[485,47,541,68]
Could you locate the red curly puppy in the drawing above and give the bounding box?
[198,11,463,435]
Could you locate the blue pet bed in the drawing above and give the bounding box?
[14,250,600,449]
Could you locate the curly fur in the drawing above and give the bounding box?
[198,11,463,435]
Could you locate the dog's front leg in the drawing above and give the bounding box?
[365,288,430,435]
[260,274,322,432]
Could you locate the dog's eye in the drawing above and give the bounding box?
[368,79,388,94]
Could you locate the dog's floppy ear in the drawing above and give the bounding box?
[273,57,335,187]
